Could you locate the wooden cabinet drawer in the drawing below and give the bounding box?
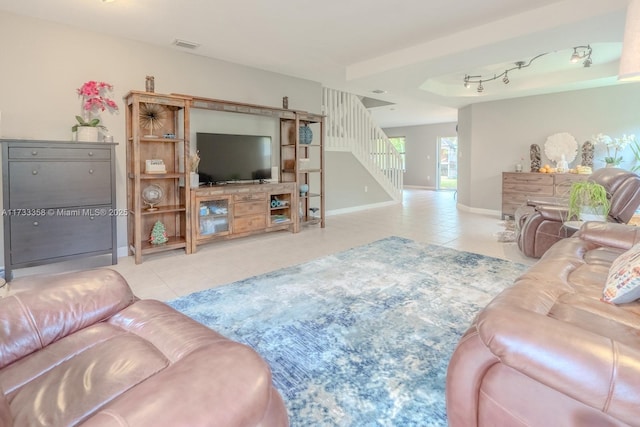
[9,147,111,160]
[233,214,266,233]
[234,193,266,202]
[9,208,113,264]
[503,172,553,185]
[8,161,112,208]
[502,183,554,196]
[234,201,265,216]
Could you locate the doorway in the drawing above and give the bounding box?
[438,136,458,190]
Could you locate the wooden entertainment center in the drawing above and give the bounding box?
[125,91,324,263]
[191,182,298,252]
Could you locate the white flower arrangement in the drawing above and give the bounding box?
[593,133,635,166]
[544,132,578,163]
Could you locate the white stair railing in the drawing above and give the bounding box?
[322,88,403,201]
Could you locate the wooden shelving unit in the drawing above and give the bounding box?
[280,113,325,228]
[184,94,325,228]
[125,91,192,263]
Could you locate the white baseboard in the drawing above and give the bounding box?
[327,200,399,216]
[456,202,501,218]
[403,185,437,190]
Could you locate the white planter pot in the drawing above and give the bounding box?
[579,206,607,222]
[76,126,99,142]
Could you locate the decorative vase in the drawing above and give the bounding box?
[190,172,199,188]
[76,126,99,142]
[299,184,309,196]
[299,124,313,145]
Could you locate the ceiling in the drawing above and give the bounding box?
[0,0,632,127]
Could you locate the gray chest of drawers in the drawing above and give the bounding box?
[1,140,117,280]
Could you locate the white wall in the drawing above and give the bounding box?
[325,152,391,211]
[457,83,640,214]
[384,122,458,188]
[0,11,322,266]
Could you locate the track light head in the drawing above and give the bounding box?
[477,82,484,93]
[502,72,509,84]
[570,48,580,63]
[583,57,592,67]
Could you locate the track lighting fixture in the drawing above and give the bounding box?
[463,45,593,93]
[570,45,593,67]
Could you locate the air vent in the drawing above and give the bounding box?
[173,39,200,49]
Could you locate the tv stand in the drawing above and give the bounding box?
[190,182,298,252]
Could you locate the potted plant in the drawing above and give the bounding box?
[567,181,610,221]
[72,81,118,142]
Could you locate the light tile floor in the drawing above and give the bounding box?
[5,189,535,300]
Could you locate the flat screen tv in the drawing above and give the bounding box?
[196,132,272,184]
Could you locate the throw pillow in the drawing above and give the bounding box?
[603,243,640,304]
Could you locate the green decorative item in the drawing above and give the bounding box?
[567,181,610,221]
[149,220,168,245]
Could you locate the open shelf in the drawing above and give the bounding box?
[138,236,187,253]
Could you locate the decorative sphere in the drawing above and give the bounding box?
[299,125,313,145]
[142,184,164,209]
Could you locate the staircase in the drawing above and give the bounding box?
[322,88,403,201]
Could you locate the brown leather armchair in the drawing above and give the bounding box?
[516,168,640,258]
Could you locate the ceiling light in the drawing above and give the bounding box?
[462,45,592,93]
[372,89,387,94]
[102,0,115,3]
[570,45,592,66]
[619,0,640,81]
[570,48,580,63]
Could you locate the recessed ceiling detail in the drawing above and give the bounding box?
[173,39,200,49]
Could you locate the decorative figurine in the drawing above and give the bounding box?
[581,141,594,168]
[149,220,168,245]
[282,96,289,109]
[145,76,155,93]
[530,144,541,172]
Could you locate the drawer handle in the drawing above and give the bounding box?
[89,169,94,174]
[33,221,39,226]
[32,170,38,175]
[31,150,38,156]
[88,152,94,157]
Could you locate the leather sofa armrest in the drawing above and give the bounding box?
[0,269,135,369]
[477,307,640,426]
[535,204,570,222]
[576,221,640,250]
[526,196,567,207]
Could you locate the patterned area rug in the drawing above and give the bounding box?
[169,236,528,426]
